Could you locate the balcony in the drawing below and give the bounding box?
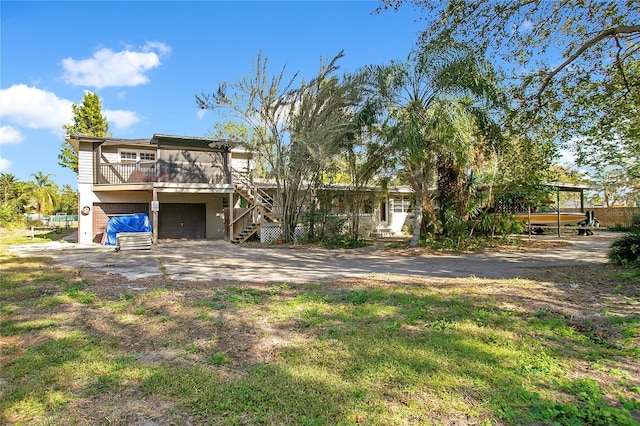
[97,161,230,185]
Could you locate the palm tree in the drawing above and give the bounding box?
[365,44,505,245]
[28,172,58,219]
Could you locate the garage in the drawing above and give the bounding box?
[158,203,206,239]
[93,203,149,243]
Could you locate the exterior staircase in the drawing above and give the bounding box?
[231,222,259,244]
[230,168,278,244]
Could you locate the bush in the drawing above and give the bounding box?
[320,234,368,249]
[608,229,640,267]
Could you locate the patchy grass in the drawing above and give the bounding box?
[0,226,76,249]
[1,245,639,425]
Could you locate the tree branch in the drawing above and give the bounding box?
[536,24,640,103]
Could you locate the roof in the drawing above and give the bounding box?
[66,134,241,152]
[545,182,603,192]
[153,134,241,150]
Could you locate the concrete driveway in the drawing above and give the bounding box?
[8,233,617,283]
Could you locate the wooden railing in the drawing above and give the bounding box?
[226,207,256,240]
[97,161,228,185]
[230,167,275,215]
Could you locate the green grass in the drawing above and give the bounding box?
[0,226,76,247]
[1,245,639,425]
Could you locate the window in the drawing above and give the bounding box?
[392,195,412,213]
[139,152,155,161]
[120,151,137,163]
[120,150,156,163]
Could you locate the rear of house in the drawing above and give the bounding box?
[71,133,416,245]
[71,134,236,245]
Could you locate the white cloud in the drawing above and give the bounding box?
[196,109,206,120]
[0,126,25,145]
[104,109,141,129]
[518,20,533,33]
[0,156,11,172]
[143,41,172,56]
[0,84,72,132]
[61,42,171,89]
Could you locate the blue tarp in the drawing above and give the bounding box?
[104,213,152,246]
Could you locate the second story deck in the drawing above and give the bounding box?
[70,134,238,189]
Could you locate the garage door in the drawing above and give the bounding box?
[158,203,206,239]
[93,203,149,244]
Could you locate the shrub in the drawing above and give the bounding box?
[608,229,640,267]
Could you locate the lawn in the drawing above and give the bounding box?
[1,229,639,425]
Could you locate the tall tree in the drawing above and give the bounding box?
[338,99,391,241]
[379,0,639,102]
[572,58,640,175]
[27,172,58,217]
[0,173,30,224]
[379,1,639,171]
[197,52,365,242]
[60,92,110,173]
[366,45,505,245]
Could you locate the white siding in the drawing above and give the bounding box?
[78,143,94,184]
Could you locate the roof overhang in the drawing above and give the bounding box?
[152,134,241,151]
[545,182,603,192]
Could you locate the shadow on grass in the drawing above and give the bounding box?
[1,254,639,424]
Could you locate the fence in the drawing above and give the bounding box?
[24,214,78,228]
[260,223,307,243]
[565,207,640,228]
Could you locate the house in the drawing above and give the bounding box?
[70,134,414,245]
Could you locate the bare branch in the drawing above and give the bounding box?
[536,25,640,103]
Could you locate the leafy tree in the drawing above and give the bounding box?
[56,184,78,215]
[337,100,392,241]
[572,58,640,175]
[379,0,639,102]
[60,92,110,173]
[379,0,639,173]
[366,45,506,245]
[0,173,20,205]
[0,173,30,225]
[27,172,58,217]
[205,120,250,141]
[197,52,366,243]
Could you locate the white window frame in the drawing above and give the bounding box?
[119,149,156,163]
[392,195,412,213]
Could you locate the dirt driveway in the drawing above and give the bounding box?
[8,233,617,283]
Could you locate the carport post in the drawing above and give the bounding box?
[556,187,561,237]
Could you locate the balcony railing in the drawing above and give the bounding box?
[97,161,229,185]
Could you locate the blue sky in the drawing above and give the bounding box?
[0,1,423,188]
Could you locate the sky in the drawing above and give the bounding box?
[0,1,424,189]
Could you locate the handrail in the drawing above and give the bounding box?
[230,167,274,212]
[231,205,257,226]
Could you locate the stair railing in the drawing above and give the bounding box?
[231,167,274,215]
[230,206,258,241]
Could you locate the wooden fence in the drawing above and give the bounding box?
[564,207,640,228]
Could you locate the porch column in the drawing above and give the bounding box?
[96,143,102,184]
[228,192,234,241]
[226,150,233,184]
[152,188,159,244]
